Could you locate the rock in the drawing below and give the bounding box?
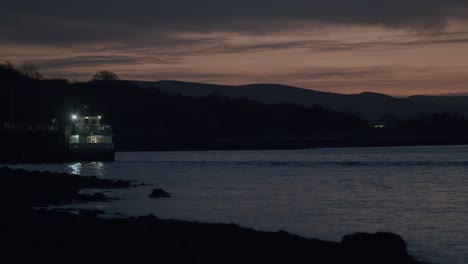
[148,188,171,198]
[78,209,105,217]
[0,167,133,208]
[93,192,108,200]
[79,192,108,202]
[341,232,409,261]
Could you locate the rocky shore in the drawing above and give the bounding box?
[0,167,427,264]
[0,167,130,208]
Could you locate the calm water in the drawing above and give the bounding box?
[11,145,468,264]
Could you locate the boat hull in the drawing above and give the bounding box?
[68,143,115,161]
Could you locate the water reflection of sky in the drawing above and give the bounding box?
[5,146,468,264]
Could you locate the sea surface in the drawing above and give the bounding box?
[11,145,468,264]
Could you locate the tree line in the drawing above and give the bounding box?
[2,61,468,142]
[0,61,119,82]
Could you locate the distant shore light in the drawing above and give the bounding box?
[72,114,77,120]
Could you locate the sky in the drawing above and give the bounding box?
[1,0,468,95]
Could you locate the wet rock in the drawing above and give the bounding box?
[75,192,108,202]
[91,193,108,201]
[148,188,171,198]
[78,209,105,217]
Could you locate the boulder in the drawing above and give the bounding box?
[78,209,105,217]
[90,192,108,201]
[341,232,409,261]
[148,188,171,198]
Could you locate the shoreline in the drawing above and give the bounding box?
[114,130,468,152]
[3,141,467,164]
[3,127,468,163]
[1,166,429,263]
[117,141,468,152]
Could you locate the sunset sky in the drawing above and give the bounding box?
[2,0,468,95]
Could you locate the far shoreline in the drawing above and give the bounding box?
[115,129,468,152]
[115,141,468,153]
[3,140,468,164]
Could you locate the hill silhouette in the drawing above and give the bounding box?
[408,95,468,109]
[136,80,468,122]
[1,65,372,150]
[3,63,468,151]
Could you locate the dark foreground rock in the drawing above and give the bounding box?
[78,209,106,217]
[149,188,171,198]
[0,167,428,264]
[0,166,130,208]
[342,232,410,261]
[1,209,426,264]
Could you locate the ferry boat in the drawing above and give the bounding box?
[66,114,115,161]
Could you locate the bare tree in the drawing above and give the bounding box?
[92,70,120,81]
[20,63,44,80]
[4,60,14,70]
[0,61,18,78]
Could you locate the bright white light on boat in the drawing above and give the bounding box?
[98,115,102,119]
[70,135,79,143]
[72,114,77,120]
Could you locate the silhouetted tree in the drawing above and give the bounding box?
[19,63,44,80]
[4,60,14,70]
[0,61,20,80]
[92,71,119,81]
[0,61,44,80]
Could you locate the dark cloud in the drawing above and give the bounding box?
[16,32,468,82]
[37,56,147,69]
[198,36,468,55]
[1,0,468,45]
[127,71,244,82]
[273,66,396,80]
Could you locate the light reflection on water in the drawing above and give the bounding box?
[6,145,468,264]
[68,162,82,175]
[9,161,108,177]
[87,162,105,177]
[67,162,106,177]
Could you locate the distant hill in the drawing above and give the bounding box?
[407,95,468,109]
[4,62,468,150]
[132,80,468,122]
